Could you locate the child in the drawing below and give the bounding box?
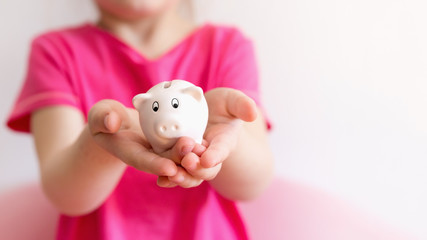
[6,0,274,239]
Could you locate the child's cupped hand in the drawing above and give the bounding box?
[201,88,257,167]
[162,88,258,188]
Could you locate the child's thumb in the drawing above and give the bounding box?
[88,100,130,135]
[227,90,258,122]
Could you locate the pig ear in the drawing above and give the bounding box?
[181,86,204,102]
[132,93,151,109]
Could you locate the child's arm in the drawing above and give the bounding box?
[31,104,126,216]
[31,100,196,215]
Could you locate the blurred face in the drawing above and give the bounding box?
[95,0,179,19]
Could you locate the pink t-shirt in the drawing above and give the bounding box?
[7,23,262,240]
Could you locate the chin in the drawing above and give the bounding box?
[95,0,179,19]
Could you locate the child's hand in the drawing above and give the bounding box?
[200,88,257,168]
[169,88,258,185]
[88,100,196,184]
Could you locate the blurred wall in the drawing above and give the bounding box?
[1,0,426,238]
[0,1,96,187]
[0,0,96,190]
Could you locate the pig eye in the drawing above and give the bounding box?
[152,101,159,112]
[171,98,179,108]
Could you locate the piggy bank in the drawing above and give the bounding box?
[132,80,209,153]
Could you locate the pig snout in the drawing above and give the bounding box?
[155,118,182,139]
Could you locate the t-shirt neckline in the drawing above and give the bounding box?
[85,22,209,64]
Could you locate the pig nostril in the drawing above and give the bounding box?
[160,126,167,132]
[172,125,179,131]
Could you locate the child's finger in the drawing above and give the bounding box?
[200,135,233,168]
[159,137,196,164]
[181,152,222,181]
[192,143,207,157]
[157,176,178,188]
[127,149,178,177]
[180,152,199,171]
[91,129,178,176]
[88,99,130,135]
[168,167,203,188]
[225,89,258,122]
[202,139,209,148]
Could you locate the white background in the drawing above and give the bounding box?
[1,0,426,238]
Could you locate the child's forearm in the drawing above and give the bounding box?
[32,107,126,216]
[45,127,126,215]
[209,112,274,201]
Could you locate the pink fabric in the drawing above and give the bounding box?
[6,23,262,239]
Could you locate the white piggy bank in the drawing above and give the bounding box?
[132,80,209,153]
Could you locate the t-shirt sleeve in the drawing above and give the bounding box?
[216,30,261,104]
[215,29,271,128]
[6,35,81,133]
